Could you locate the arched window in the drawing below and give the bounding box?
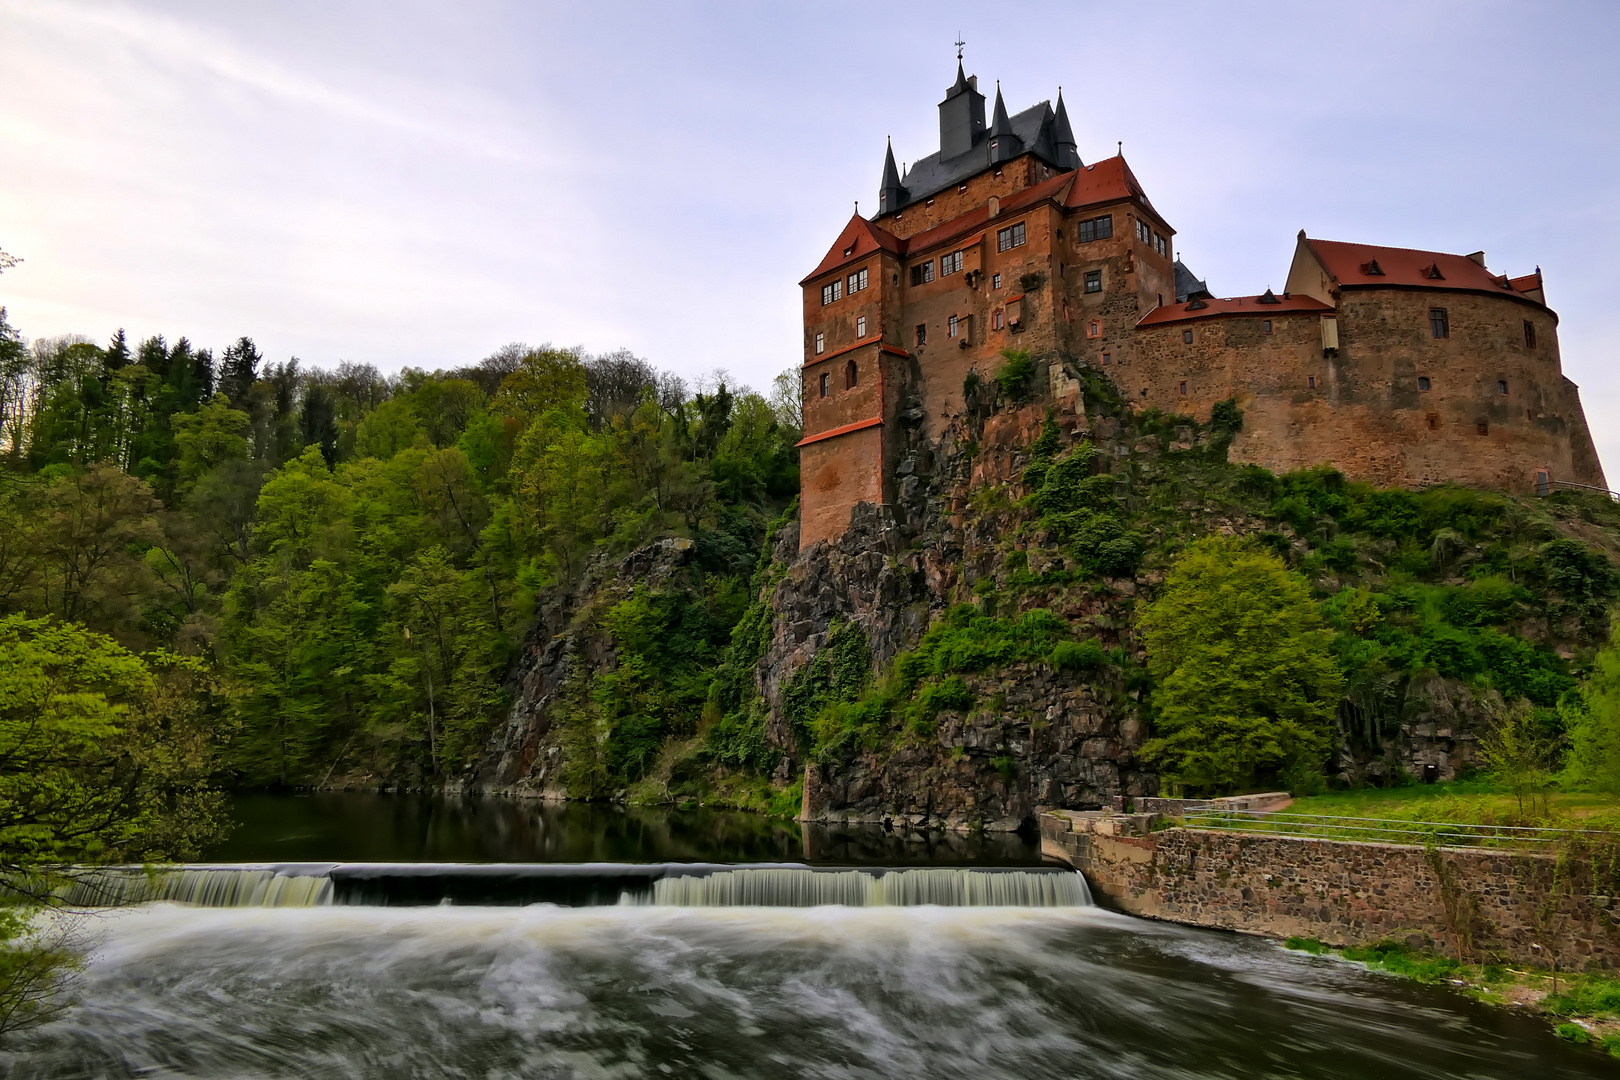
[845,359,858,390]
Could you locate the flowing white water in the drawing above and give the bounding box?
[54,863,1089,909]
[6,904,1607,1079]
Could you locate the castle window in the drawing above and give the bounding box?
[1263,320,1273,334]
[1136,220,1151,244]
[915,323,927,347]
[948,315,959,338]
[992,273,1002,290]
[821,280,842,305]
[1084,270,1102,293]
[819,372,829,398]
[996,222,1026,252]
[1476,421,1490,436]
[1153,233,1168,257]
[1418,376,1431,391]
[994,310,1004,330]
[1523,320,1537,348]
[1182,330,1194,344]
[941,250,964,276]
[1078,215,1113,243]
[856,316,867,337]
[1102,352,1112,366]
[814,332,825,355]
[1429,307,1449,339]
[1179,381,1188,396]
[1308,376,1317,389]
[910,261,935,286]
[926,198,935,207]
[1498,379,1508,395]
[846,359,858,389]
[1088,321,1101,338]
[1426,413,1439,430]
[847,268,868,293]
[958,184,967,194]
[994,168,1003,179]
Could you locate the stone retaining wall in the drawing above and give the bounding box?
[1041,810,1620,971]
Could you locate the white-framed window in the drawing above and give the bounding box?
[996,222,1026,252]
[910,261,935,285]
[820,280,842,305]
[993,310,1004,330]
[941,250,964,275]
[948,314,959,338]
[1153,232,1167,257]
[992,272,1002,290]
[856,315,867,337]
[1136,220,1151,244]
[915,323,927,346]
[847,268,868,293]
[814,332,825,354]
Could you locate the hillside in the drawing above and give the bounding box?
[475,354,1620,827]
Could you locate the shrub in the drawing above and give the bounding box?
[995,349,1037,403]
[1051,639,1106,672]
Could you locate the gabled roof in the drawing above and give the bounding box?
[800,214,903,285]
[1137,292,1333,328]
[888,101,1060,210]
[1062,155,1168,230]
[1173,259,1210,303]
[1304,238,1542,305]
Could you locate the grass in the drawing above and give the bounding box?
[1288,779,1620,830]
[1285,937,1620,1058]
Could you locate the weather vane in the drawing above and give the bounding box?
[954,34,965,61]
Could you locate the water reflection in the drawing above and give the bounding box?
[207,792,1045,866]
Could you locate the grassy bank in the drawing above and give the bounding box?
[1285,937,1620,1056]
[1287,779,1620,831]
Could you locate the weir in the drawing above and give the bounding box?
[56,863,1091,909]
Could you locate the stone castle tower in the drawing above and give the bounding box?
[796,59,1607,550]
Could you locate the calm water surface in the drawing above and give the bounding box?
[206,791,1046,866]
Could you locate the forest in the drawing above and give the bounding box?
[0,306,802,789]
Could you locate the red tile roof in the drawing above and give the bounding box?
[1137,292,1333,327]
[1304,238,1541,305]
[800,215,903,285]
[795,415,882,448]
[1509,270,1544,297]
[801,156,1164,284]
[1063,155,1169,231]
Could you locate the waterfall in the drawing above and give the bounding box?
[52,863,1089,909]
[652,867,1090,907]
[59,867,334,908]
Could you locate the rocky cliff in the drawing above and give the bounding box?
[475,351,1620,831]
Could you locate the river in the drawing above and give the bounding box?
[5,793,1611,1078]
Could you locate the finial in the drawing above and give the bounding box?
[1118,140,1123,156]
[954,33,965,61]
[855,200,859,215]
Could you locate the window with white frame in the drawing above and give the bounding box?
[1084,270,1102,293]
[1135,220,1150,244]
[847,268,868,293]
[941,250,964,275]
[948,314,959,338]
[910,261,935,285]
[814,332,825,354]
[856,315,866,337]
[820,280,842,305]
[996,222,1026,252]
[1153,232,1167,257]
[992,272,1002,289]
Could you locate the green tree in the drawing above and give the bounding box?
[1140,536,1345,795]
[1565,619,1620,794]
[171,393,250,488]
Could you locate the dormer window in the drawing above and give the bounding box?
[958,184,967,194]
[994,168,1003,178]
[925,198,935,208]
[1423,263,1445,280]
[843,243,856,257]
[1361,259,1384,275]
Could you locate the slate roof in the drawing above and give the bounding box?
[891,101,1062,210]
[1174,259,1210,303]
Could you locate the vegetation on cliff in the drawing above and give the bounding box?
[0,307,800,788]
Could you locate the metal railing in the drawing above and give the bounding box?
[1179,807,1612,850]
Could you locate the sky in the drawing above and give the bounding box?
[0,0,1615,476]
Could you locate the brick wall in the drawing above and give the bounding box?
[1041,811,1620,972]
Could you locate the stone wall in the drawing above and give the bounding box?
[1041,811,1620,972]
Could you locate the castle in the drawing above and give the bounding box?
[797,59,1607,549]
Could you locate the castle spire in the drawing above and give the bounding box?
[988,81,1022,164]
[1052,87,1080,170]
[878,137,906,215]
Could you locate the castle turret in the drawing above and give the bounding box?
[937,61,985,160]
[877,138,906,216]
[988,83,1023,164]
[1052,89,1080,170]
